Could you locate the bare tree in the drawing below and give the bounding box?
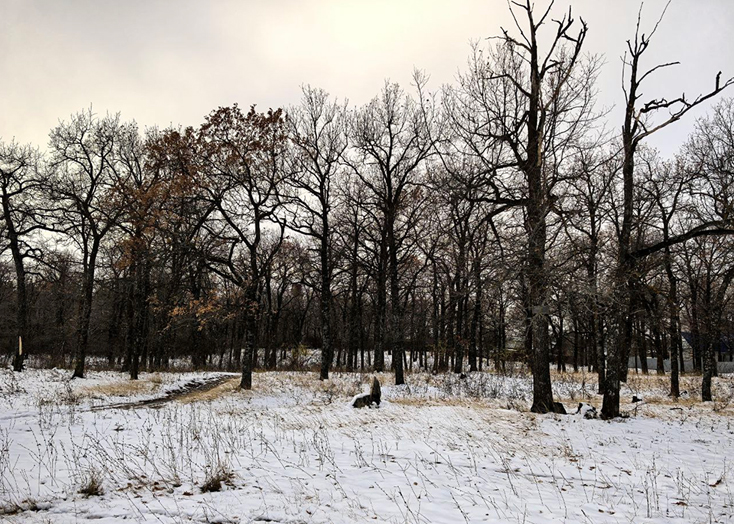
[680,236,734,400]
[48,109,126,378]
[449,0,593,412]
[198,105,288,389]
[334,174,371,370]
[602,4,733,418]
[0,141,43,371]
[563,140,617,390]
[346,79,438,384]
[683,98,734,399]
[286,86,348,380]
[639,153,696,397]
[109,122,167,379]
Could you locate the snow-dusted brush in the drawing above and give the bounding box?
[2,368,734,523]
[575,402,598,419]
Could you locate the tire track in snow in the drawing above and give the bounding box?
[89,374,236,411]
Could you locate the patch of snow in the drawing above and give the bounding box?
[1,368,732,523]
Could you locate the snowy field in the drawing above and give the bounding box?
[1,368,733,523]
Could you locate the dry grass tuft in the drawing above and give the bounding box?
[391,396,488,408]
[78,380,155,399]
[78,469,104,497]
[200,465,235,493]
[177,378,240,403]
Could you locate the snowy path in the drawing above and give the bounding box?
[88,374,236,411]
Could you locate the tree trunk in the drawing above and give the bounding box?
[573,318,579,372]
[654,323,665,376]
[129,244,151,380]
[373,237,387,372]
[702,335,714,401]
[347,223,362,371]
[387,213,405,385]
[556,314,565,372]
[73,240,99,379]
[3,191,28,372]
[668,279,681,398]
[240,285,259,390]
[526,33,554,414]
[452,247,466,375]
[12,261,27,373]
[319,225,333,380]
[468,259,481,372]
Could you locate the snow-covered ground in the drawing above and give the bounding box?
[1,368,733,523]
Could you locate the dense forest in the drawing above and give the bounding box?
[2,1,734,420]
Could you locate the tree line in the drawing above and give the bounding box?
[2,1,733,418]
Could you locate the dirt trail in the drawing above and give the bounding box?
[90,374,236,411]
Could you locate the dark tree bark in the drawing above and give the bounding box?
[347,79,438,384]
[287,87,346,380]
[0,142,42,372]
[198,105,288,390]
[602,5,732,418]
[468,257,482,372]
[73,240,99,378]
[450,1,591,413]
[49,110,124,379]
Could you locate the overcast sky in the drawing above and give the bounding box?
[1,0,733,157]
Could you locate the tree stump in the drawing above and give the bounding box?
[352,377,381,408]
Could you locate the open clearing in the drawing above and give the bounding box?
[1,368,733,523]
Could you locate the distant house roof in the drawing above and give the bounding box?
[681,332,733,354]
